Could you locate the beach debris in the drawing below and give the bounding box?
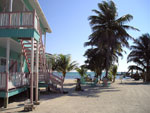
[24,99,35,111]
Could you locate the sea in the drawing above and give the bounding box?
[53,72,122,79]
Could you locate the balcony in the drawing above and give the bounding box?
[0,11,40,37]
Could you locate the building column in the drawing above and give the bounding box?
[35,41,39,103]
[21,52,24,73]
[44,32,46,66]
[9,0,13,12]
[44,32,46,51]
[30,38,34,104]
[4,38,10,108]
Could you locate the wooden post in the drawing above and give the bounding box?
[44,32,46,69]
[30,38,34,104]
[35,41,39,103]
[4,1,13,107]
[20,53,23,86]
[44,32,47,85]
[9,0,13,12]
[21,52,23,73]
[4,38,10,108]
[44,32,46,51]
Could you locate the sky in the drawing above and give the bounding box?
[38,0,150,72]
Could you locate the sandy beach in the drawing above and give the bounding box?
[0,78,150,113]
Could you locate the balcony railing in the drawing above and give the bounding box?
[0,11,40,34]
[0,72,29,90]
[0,72,6,90]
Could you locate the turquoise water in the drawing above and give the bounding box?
[53,72,106,79]
[53,72,123,79]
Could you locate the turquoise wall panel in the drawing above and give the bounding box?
[0,29,40,41]
[8,87,27,97]
[0,46,6,57]
[34,31,40,41]
[0,46,29,72]
[0,29,34,38]
[23,0,33,11]
[0,91,6,98]
[0,87,27,98]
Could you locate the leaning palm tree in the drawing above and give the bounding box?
[127,33,150,82]
[56,54,78,81]
[84,1,139,78]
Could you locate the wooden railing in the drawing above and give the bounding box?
[0,72,6,90]
[0,11,40,34]
[50,74,63,86]
[39,72,63,86]
[0,72,29,90]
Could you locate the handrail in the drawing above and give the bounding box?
[0,11,40,34]
[0,72,29,90]
[0,72,6,90]
[50,74,63,85]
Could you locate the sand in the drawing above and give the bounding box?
[0,78,150,113]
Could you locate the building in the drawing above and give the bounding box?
[0,0,63,108]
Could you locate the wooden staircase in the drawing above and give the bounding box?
[20,34,64,93]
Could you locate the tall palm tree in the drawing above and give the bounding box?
[127,33,150,82]
[85,1,139,78]
[56,54,78,81]
[84,47,106,78]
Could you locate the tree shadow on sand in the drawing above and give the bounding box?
[0,91,27,110]
[63,83,76,86]
[39,84,120,101]
[0,84,120,112]
[118,81,150,86]
[68,85,120,97]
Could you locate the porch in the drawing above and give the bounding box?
[0,72,29,92]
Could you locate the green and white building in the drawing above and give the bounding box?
[0,0,63,108]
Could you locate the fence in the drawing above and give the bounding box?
[0,11,40,34]
[0,72,29,90]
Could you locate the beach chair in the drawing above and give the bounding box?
[80,77,87,84]
[91,78,98,86]
[81,77,98,86]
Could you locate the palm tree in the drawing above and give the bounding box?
[127,33,150,82]
[85,1,139,78]
[84,47,106,78]
[45,54,59,72]
[56,54,78,81]
[76,65,87,78]
[109,65,118,82]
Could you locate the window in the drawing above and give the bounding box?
[1,58,6,66]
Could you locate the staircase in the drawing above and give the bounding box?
[20,33,63,93]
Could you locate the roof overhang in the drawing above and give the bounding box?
[28,0,52,33]
[0,38,21,53]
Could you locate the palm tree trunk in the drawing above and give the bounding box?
[113,75,116,82]
[62,72,66,83]
[146,61,149,82]
[105,49,109,78]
